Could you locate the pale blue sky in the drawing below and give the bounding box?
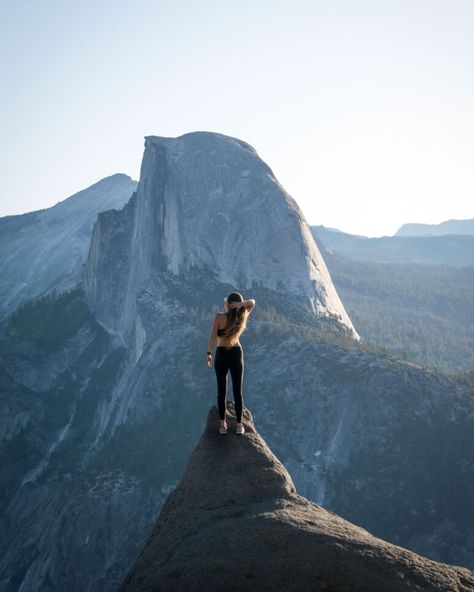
[1,0,473,236]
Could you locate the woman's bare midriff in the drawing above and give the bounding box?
[217,338,241,347]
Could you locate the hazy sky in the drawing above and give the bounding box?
[1,0,473,236]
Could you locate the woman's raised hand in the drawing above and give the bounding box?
[228,301,243,309]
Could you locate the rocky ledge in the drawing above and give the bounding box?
[119,403,474,592]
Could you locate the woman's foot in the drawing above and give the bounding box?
[218,420,228,434]
[236,422,245,435]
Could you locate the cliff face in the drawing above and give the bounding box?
[0,173,137,320]
[81,132,359,342]
[120,404,474,592]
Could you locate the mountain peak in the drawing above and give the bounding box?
[145,131,259,155]
[119,403,473,592]
[82,131,358,342]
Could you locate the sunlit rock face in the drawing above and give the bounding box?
[82,132,358,342]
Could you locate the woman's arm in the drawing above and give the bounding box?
[240,299,255,312]
[243,298,255,311]
[207,314,219,355]
[228,299,255,311]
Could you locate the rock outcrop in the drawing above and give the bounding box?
[120,403,474,592]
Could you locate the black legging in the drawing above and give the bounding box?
[214,345,244,422]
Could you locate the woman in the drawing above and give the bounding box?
[207,292,255,434]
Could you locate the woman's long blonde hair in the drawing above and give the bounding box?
[221,292,249,349]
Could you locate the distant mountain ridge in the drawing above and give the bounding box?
[0,173,137,320]
[396,218,474,237]
[312,224,474,266]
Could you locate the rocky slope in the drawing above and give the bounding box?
[120,404,474,592]
[0,173,137,320]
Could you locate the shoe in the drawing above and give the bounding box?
[218,423,228,434]
[236,423,245,435]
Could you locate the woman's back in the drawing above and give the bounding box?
[207,293,256,434]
